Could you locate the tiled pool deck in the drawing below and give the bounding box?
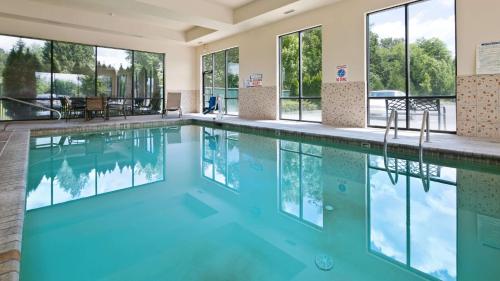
[1,113,500,280]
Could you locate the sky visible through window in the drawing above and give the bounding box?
[370,0,455,54]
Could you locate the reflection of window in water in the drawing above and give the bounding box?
[368,154,457,281]
[26,128,166,210]
[279,140,323,228]
[201,127,240,191]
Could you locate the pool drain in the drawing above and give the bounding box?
[315,254,333,271]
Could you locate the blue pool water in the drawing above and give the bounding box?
[21,125,500,281]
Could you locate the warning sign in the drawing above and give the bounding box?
[336,65,348,82]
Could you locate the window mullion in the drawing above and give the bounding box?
[405,4,410,129]
[299,31,303,121]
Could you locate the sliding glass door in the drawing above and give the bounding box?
[279,26,322,122]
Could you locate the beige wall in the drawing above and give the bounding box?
[196,0,500,83]
[195,0,500,130]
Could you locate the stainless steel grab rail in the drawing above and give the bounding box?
[383,110,399,184]
[419,110,430,160]
[3,96,61,120]
[418,110,431,192]
[384,109,398,149]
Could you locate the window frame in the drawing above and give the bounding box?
[0,33,165,121]
[201,47,239,116]
[279,26,322,123]
[366,0,457,133]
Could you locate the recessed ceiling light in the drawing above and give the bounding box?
[284,9,295,15]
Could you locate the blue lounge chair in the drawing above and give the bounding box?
[203,96,217,114]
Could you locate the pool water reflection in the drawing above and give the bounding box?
[22,125,500,281]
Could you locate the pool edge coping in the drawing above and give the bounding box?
[26,117,500,164]
[0,130,29,281]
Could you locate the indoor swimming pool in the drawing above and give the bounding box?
[21,125,500,281]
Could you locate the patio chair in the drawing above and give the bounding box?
[162,92,182,118]
[59,97,70,122]
[85,96,106,120]
[203,96,217,114]
[107,98,129,119]
[66,97,86,120]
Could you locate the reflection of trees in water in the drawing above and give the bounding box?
[280,151,300,205]
[280,146,323,207]
[56,160,90,197]
[302,155,322,206]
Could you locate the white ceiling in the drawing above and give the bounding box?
[0,0,342,45]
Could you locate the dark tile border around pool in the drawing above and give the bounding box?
[190,119,500,166]
[2,117,500,281]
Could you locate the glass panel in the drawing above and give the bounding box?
[409,98,456,131]
[280,150,300,217]
[213,51,225,100]
[96,47,132,99]
[134,51,163,114]
[369,98,408,128]
[202,54,213,102]
[227,48,239,100]
[280,33,299,98]
[281,99,299,120]
[409,0,456,97]
[226,99,238,115]
[301,99,321,122]
[301,28,322,98]
[0,36,51,120]
[368,7,406,126]
[53,42,96,101]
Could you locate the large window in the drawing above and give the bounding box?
[279,26,322,122]
[202,47,239,115]
[367,0,456,132]
[134,51,164,115]
[0,34,164,121]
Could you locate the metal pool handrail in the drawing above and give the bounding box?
[418,110,431,192]
[383,151,399,185]
[383,109,399,185]
[384,109,398,150]
[3,96,61,120]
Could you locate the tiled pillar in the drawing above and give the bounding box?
[239,86,277,120]
[321,82,366,128]
[457,74,500,138]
